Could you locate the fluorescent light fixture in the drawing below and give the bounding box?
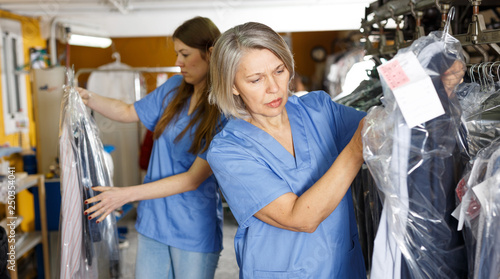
[50,18,114,64]
[68,34,112,48]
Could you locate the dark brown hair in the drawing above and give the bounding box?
[153,16,222,154]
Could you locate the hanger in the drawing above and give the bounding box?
[481,62,495,92]
[491,61,500,82]
[469,64,477,84]
[112,52,121,64]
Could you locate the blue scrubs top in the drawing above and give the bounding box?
[134,74,223,253]
[208,91,366,278]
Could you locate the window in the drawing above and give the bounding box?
[0,18,28,135]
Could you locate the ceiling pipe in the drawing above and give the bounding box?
[49,17,64,66]
[108,0,129,14]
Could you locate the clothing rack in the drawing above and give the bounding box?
[354,1,499,274]
[74,66,181,188]
[75,66,180,102]
[361,0,500,63]
[75,66,181,79]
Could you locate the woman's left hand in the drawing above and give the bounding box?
[84,186,131,223]
[442,60,465,97]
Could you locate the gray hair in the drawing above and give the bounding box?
[209,22,295,119]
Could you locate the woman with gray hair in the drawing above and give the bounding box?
[207,22,367,278]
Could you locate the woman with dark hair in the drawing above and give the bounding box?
[77,16,224,278]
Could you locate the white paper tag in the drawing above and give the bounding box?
[451,203,463,231]
[472,177,490,208]
[378,52,445,128]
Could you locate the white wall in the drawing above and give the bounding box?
[38,1,372,38]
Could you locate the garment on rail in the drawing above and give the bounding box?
[86,59,147,188]
[457,80,500,158]
[454,137,500,279]
[59,69,120,279]
[364,30,469,279]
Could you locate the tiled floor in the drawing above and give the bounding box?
[118,206,240,279]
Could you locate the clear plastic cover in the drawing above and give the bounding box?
[363,29,469,278]
[58,68,120,278]
[455,138,500,279]
[456,81,500,158]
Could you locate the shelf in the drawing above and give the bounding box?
[15,175,40,194]
[4,173,50,279]
[16,232,42,260]
[0,147,22,158]
[0,216,23,230]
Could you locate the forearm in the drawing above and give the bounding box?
[87,93,138,123]
[85,157,212,223]
[85,173,198,223]
[292,144,364,230]
[77,87,139,123]
[127,172,201,202]
[256,121,365,233]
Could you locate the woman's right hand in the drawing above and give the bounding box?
[74,88,139,123]
[76,87,94,106]
[84,186,132,223]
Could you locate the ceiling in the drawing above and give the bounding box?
[0,0,374,38]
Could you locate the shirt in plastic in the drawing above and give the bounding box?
[363,30,469,279]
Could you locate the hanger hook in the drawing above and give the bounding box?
[443,6,455,39]
[469,64,476,84]
[491,61,500,82]
[496,61,500,81]
[112,52,121,63]
[481,62,493,91]
[478,62,486,91]
[409,1,416,18]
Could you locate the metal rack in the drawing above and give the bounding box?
[6,174,50,279]
[361,0,500,63]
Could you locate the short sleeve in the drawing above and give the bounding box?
[208,138,292,227]
[300,91,366,150]
[198,114,228,160]
[134,75,182,131]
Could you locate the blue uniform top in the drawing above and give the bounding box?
[208,91,366,278]
[134,74,223,253]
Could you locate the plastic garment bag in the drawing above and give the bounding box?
[457,78,500,158]
[335,78,383,112]
[59,68,120,279]
[455,138,500,279]
[363,29,469,278]
[350,165,383,272]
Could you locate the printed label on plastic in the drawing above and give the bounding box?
[377,59,410,90]
[377,51,445,128]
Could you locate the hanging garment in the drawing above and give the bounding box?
[364,30,469,279]
[323,47,365,97]
[335,78,383,112]
[0,226,9,278]
[336,65,384,272]
[350,164,383,272]
[59,68,120,279]
[86,61,146,188]
[457,81,500,158]
[454,138,500,279]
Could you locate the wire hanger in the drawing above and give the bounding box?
[112,52,121,64]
